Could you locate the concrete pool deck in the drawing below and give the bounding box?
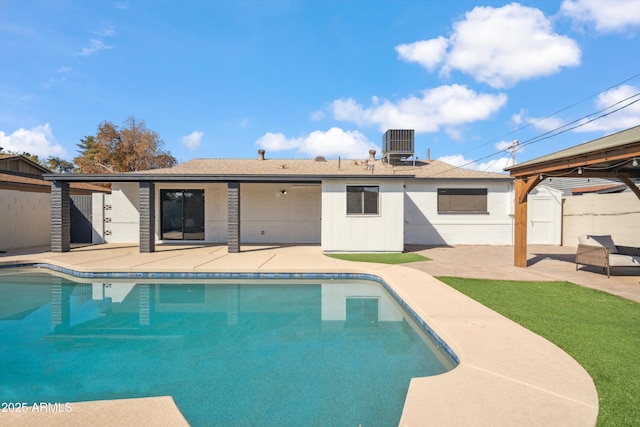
[0,244,603,426]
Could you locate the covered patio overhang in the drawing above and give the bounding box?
[505,125,640,267]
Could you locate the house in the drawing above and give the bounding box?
[0,154,109,251]
[44,130,514,253]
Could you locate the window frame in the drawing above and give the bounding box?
[346,185,380,216]
[437,188,488,214]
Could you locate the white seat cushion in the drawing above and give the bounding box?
[609,254,640,267]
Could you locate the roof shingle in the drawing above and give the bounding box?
[138,157,509,180]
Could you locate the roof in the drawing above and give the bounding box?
[0,154,52,175]
[505,125,640,173]
[540,177,637,196]
[140,157,509,178]
[44,157,511,182]
[0,172,110,194]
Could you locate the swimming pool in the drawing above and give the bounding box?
[0,268,457,426]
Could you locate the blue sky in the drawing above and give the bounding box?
[1,0,640,173]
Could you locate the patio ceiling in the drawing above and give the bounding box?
[505,125,640,267]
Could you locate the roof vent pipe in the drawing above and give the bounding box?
[258,149,265,161]
[369,149,376,162]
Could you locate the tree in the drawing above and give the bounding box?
[46,157,76,174]
[74,116,177,173]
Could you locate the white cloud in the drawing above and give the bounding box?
[310,110,326,121]
[438,154,511,173]
[42,66,73,89]
[78,39,114,56]
[396,37,448,71]
[397,3,581,89]
[511,109,567,132]
[512,85,640,134]
[256,127,379,159]
[255,132,300,151]
[574,85,640,132]
[330,84,507,133]
[0,123,66,158]
[95,26,116,37]
[181,131,203,150]
[561,0,640,32]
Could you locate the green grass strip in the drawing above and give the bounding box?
[326,252,430,264]
[437,276,640,427]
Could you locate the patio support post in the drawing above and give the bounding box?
[51,180,71,253]
[227,181,241,253]
[51,277,72,330]
[139,182,155,253]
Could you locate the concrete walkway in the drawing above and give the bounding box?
[0,244,605,427]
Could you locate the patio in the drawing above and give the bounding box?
[405,244,640,303]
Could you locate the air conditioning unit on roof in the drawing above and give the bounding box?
[382,129,414,165]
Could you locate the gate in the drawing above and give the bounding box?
[71,195,93,243]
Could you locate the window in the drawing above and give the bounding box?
[438,188,487,213]
[345,297,379,327]
[347,186,379,215]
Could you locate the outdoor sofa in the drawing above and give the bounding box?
[576,235,640,278]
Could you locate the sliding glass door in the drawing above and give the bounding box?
[161,189,205,240]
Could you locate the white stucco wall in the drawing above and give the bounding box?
[320,282,403,321]
[241,183,321,244]
[0,189,50,251]
[562,192,640,247]
[92,193,106,244]
[108,182,321,244]
[110,183,232,243]
[404,179,514,245]
[107,177,515,249]
[322,179,404,252]
[108,183,140,243]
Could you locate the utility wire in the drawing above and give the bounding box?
[514,94,640,152]
[432,88,640,175]
[518,97,640,152]
[455,72,640,157]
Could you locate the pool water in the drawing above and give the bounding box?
[0,270,456,426]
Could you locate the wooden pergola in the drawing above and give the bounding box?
[505,125,640,267]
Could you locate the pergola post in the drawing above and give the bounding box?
[51,181,71,253]
[514,178,528,267]
[139,182,155,253]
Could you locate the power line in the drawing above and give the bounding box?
[514,93,640,152]
[455,72,640,157]
[445,92,640,171]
